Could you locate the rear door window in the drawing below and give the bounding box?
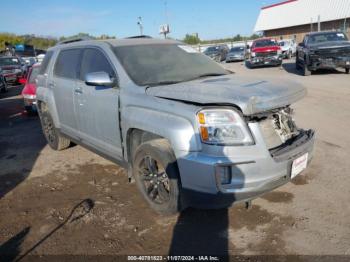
[39,50,54,75]
[29,66,41,83]
[79,48,116,81]
[54,49,81,79]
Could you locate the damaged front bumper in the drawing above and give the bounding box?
[249,55,283,67]
[176,120,315,209]
[309,55,350,70]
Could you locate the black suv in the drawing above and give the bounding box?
[296,31,350,76]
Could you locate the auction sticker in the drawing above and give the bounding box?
[291,153,308,179]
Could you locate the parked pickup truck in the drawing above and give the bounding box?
[278,39,297,59]
[36,37,315,215]
[247,38,283,68]
[0,56,23,84]
[296,31,350,76]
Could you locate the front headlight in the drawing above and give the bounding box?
[197,109,254,145]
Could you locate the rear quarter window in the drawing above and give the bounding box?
[54,49,81,79]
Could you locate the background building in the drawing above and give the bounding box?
[254,0,350,43]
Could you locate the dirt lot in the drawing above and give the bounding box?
[1,60,350,260]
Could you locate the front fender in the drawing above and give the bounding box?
[122,106,201,154]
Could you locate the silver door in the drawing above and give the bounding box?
[51,49,82,136]
[74,48,122,158]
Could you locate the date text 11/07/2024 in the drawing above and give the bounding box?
[127,256,220,261]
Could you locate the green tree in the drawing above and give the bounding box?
[233,34,242,41]
[249,33,261,40]
[183,34,200,45]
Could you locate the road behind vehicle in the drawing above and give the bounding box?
[278,39,297,59]
[296,31,350,76]
[247,38,283,68]
[21,63,41,114]
[36,37,314,215]
[204,45,229,62]
[226,45,246,62]
[0,56,23,84]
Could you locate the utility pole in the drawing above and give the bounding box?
[310,17,313,32]
[163,1,169,38]
[137,17,143,36]
[317,15,321,32]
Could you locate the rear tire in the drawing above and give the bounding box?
[132,139,181,215]
[346,68,349,74]
[40,110,70,151]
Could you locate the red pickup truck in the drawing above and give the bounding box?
[247,38,283,68]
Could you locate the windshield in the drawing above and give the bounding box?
[0,57,20,66]
[254,39,277,48]
[206,46,219,52]
[230,47,244,52]
[113,44,228,86]
[279,41,286,46]
[308,32,348,44]
[29,66,40,84]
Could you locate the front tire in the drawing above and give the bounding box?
[295,54,302,70]
[302,63,312,76]
[346,68,349,74]
[132,139,181,215]
[301,56,312,76]
[40,110,70,151]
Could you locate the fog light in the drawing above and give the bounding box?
[217,166,231,185]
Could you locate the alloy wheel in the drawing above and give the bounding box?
[137,155,171,204]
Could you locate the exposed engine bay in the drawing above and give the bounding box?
[272,107,299,143]
[252,107,300,150]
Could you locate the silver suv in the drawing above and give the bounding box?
[36,37,315,215]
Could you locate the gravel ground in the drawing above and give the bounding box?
[0,59,349,260]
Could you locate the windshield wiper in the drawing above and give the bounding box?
[146,73,230,88]
[147,80,182,87]
[184,73,228,82]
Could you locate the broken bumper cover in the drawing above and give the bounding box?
[310,56,350,70]
[249,55,282,67]
[177,129,315,209]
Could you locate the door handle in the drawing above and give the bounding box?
[74,89,83,94]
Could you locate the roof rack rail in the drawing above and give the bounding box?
[56,36,93,46]
[125,35,153,39]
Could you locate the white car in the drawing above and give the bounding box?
[278,39,297,59]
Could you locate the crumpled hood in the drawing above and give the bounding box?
[146,75,306,116]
